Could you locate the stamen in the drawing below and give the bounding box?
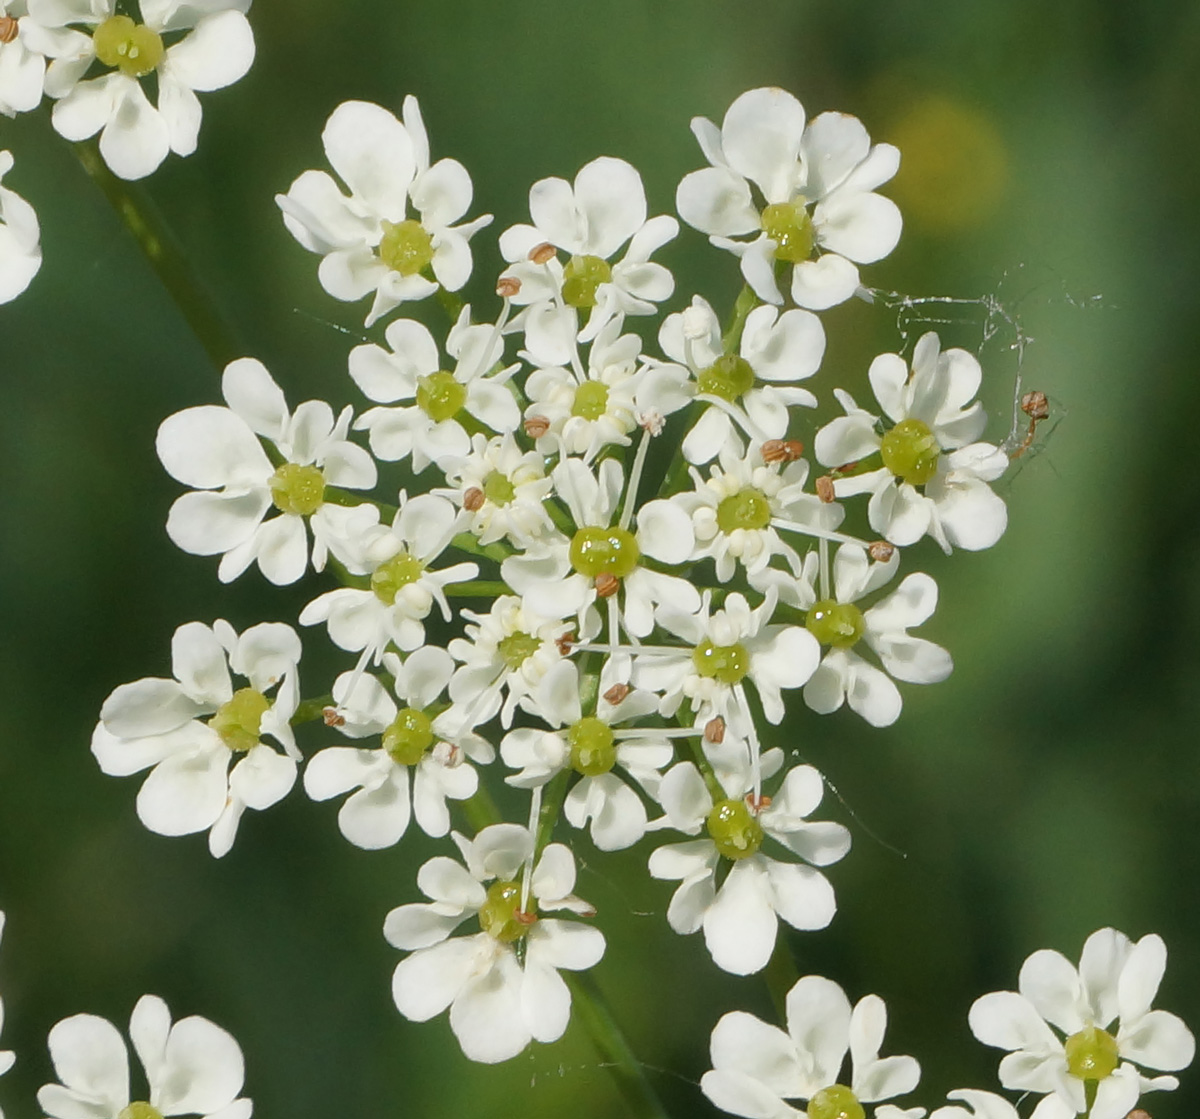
[704,716,725,744]
[815,476,836,503]
[595,573,620,597]
[463,487,485,511]
[519,786,542,913]
[529,242,556,265]
[770,517,868,547]
[496,276,521,298]
[619,426,653,530]
[0,16,18,43]
[761,438,804,464]
[524,415,551,439]
[322,706,346,727]
[868,540,895,563]
[603,682,631,705]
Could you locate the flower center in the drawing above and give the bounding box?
[478,879,536,942]
[569,525,640,579]
[880,418,940,485]
[571,380,610,421]
[482,470,516,505]
[382,706,434,766]
[716,487,772,533]
[497,630,541,671]
[371,552,425,603]
[806,1084,865,1119]
[692,640,750,684]
[561,254,612,308]
[805,600,865,648]
[378,219,434,276]
[568,716,617,776]
[118,1104,165,1119]
[1064,1026,1120,1082]
[93,16,164,78]
[269,462,326,516]
[697,353,755,402]
[208,687,269,753]
[760,200,815,264]
[415,371,466,424]
[706,798,764,860]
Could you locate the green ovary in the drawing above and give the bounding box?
[760,200,815,263]
[806,600,865,648]
[806,1085,865,1119]
[383,707,434,765]
[415,371,467,424]
[118,1104,165,1119]
[478,879,534,942]
[561,255,612,308]
[1065,1026,1120,1082]
[270,462,326,516]
[716,488,772,533]
[483,470,516,506]
[568,717,617,776]
[880,418,940,485]
[379,219,434,276]
[93,15,163,78]
[692,640,750,685]
[571,380,610,421]
[371,552,425,604]
[697,354,755,402]
[569,525,640,579]
[498,631,541,671]
[706,798,764,860]
[209,688,270,753]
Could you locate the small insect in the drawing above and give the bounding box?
[1009,389,1050,460]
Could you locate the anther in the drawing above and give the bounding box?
[868,540,895,563]
[1124,1111,1151,1119]
[762,438,803,464]
[496,276,521,298]
[323,706,346,727]
[1021,390,1050,421]
[514,909,538,926]
[0,16,18,43]
[463,487,485,512]
[432,741,463,767]
[745,793,772,812]
[639,410,665,435]
[529,242,556,265]
[524,415,551,439]
[595,573,620,598]
[815,475,836,503]
[704,716,726,744]
[555,631,575,656]
[603,682,632,705]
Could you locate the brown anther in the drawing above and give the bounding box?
[529,242,557,265]
[815,475,836,503]
[603,682,632,705]
[762,438,804,464]
[322,706,346,728]
[595,572,620,598]
[555,631,575,656]
[745,793,772,812]
[868,540,896,563]
[463,487,485,512]
[496,276,521,298]
[0,16,18,43]
[524,415,551,439]
[1124,1111,1151,1119]
[514,909,538,926]
[704,716,726,744]
[1021,390,1050,421]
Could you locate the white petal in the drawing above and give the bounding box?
[154,1014,244,1114]
[703,859,777,975]
[164,10,253,92]
[323,100,414,221]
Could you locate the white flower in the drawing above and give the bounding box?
[499,155,677,344]
[677,87,901,309]
[91,619,300,857]
[814,332,1008,553]
[303,647,493,848]
[700,975,922,1119]
[157,357,377,586]
[32,0,255,180]
[0,150,40,303]
[968,928,1195,1119]
[384,824,605,1063]
[0,912,12,1107]
[500,661,672,850]
[649,757,849,975]
[795,544,952,727]
[277,97,492,326]
[351,307,520,471]
[37,994,251,1119]
[0,1,47,115]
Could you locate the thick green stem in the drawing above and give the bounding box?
[721,283,759,354]
[74,140,243,371]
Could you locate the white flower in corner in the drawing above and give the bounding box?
[968,928,1195,1119]
[385,824,605,1064]
[38,994,251,1119]
[91,619,300,857]
[0,150,41,303]
[700,975,922,1119]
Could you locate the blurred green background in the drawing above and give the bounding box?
[3,0,1200,1116]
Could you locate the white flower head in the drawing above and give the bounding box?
[384,824,605,1063]
[814,332,1008,553]
[158,357,378,586]
[32,0,256,180]
[91,619,301,857]
[677,87,902,309]
[0,1,47,116]
[0,150,41,303]
[38,994,251,1119]
[700,975,922,1119]
[277,96,492,326]
[968,928,1195,1119]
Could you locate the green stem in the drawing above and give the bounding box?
[74,139,242,371]
[534,769,570,852]
[721,283,759,354]
[763,939,799,1023]
[291,695,335,725]
[443,580,510,598]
